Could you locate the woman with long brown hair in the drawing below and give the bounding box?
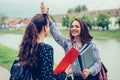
[18,14,71,80]
[41,2,102,80]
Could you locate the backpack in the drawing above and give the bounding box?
[97,63,108,80]
[9,59,37,80]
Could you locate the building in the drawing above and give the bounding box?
[8,18,31,30]
[52,8,120,30]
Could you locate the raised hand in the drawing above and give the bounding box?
[40,2,47,14]
[40,2,50,22]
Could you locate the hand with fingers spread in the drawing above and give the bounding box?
[40,2,50,22]
[40,2,47,14]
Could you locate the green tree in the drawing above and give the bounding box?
[50,15,56,22]
[115,16,120,29]
[81,5,87,11]
[67,5,87,13]
[67,8,74,13]
[0,15,8,25]
[62,15,70,28]
[62,17,66,27]
[0,15,8,29]
[80,15,93,30]
[74,5,82,12]
[96,13,111,30]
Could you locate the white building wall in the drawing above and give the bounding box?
[109,17,119,30]
[56,22,67,30]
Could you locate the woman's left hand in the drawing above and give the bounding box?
[40,2,51,22]
[40,2,47,14]
[80,69,91,79]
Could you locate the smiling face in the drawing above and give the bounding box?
[69,18,93,45]
[70,20,81,37]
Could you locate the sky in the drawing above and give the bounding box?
[0,0,120,18]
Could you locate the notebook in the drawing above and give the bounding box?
[54,47,80,74]
[78,44,95,71]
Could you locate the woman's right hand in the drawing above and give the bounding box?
[65,64,72,76]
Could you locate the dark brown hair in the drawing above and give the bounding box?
[18,14,48,66]
[69,18,93,45]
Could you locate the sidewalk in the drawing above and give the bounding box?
[0,66,10,80]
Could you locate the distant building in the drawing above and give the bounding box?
[4,8,120,30]
[52,8,120,30]
[22,18,31,28]
[8,18,31,30]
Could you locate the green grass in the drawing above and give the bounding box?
[0,30,25,34]
[59,29,120,40]
[0,45,18,70]
[0,29,120,39]
[90,30,120,40]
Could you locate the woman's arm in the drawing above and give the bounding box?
[89,42,102,76]
[49,21,69,49]
[40,2,70,51]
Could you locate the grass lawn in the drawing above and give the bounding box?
[0,45,18,70]
[0,30,25,34]
[90,30,120,40]
[59,29,120,40]
[0,29,120,39]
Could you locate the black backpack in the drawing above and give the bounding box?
[9,59,37,80]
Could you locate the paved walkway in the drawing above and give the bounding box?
[0,66,10,80]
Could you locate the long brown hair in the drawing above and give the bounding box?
[69,18,93,45]
[18,14,48,66]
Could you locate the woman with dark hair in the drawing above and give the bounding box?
[18,14,71,80]
[50,18,101,80]
[69,18,93,46]
[41,3,102,80]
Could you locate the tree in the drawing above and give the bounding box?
[62,15,70,28]
[67,8,74,13]
[74,5,82,12]
[0,15,8,25]
[96,13,111,30]
[62,17,66,27]
[115,16,120,29]
[74,5,87,12]
[81,5,87,11]
[80,15,93,30]
[50,15,56,22]
[0,15,8,29]
[67,5,87,13]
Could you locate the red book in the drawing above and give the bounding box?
[54,47,80,74]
